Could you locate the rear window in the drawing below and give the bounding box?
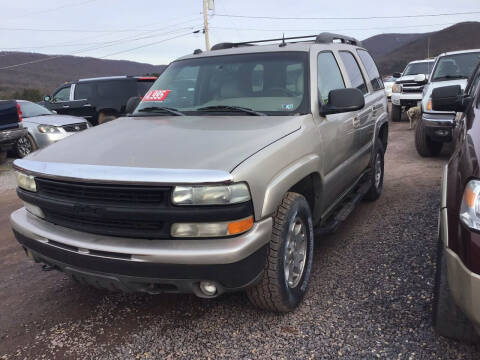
[357,49,383,91]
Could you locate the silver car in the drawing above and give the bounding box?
[14,100,90,157]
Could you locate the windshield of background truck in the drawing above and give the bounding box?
[133,52,309,116]
[403,61,434,76]
[431,52,480,82]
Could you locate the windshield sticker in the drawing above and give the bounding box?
[281,104,294,111]
[142,90,170,102]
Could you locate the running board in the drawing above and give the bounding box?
[315,179,371,236]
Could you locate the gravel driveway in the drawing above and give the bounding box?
[1,121,479,359]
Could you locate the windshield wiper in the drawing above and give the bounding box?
[196,105,266,116]
[434,75,467,81]
[137,106,185,116]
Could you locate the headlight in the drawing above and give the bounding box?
[460,180,480,230]
[16,171,37,192]
[38,124,61,133]
[172,183,251,205]
[171,216,253,237]
[392,84,402,93]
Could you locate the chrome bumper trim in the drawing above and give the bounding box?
[11,208,272,265]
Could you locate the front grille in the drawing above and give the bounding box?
[19,178,253,240]
[402,85,424,93]
[36,178,167,205]
[62,123,88,132]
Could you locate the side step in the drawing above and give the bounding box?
[315,180,371,236]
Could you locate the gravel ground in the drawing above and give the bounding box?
[0,158,16,190]
[1,121,480,359]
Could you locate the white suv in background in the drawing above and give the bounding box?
[391,59,435,122]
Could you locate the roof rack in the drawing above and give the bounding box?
[210,32,361,51]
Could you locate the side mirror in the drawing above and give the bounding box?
[320,88,365,116]
[44,95,51,102]
[125,96,141,115]
[414,74,426,83]
[393,72,402,78]
[431,85,466,112]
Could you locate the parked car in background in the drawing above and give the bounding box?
[11,33,388,312]
[383,75,395,98]
[40,76,157,125]
[0,100,27,163]
[434,61,480,342]
[14,100,89,158]
[391,59,435,122]
[416,49,480,157]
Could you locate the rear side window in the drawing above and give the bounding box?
[357,49,383,91]
[317,52,345,104]
[96,80,136,99]
[75,83,95,100]
[136,80,155,96]
[339,51,368,95]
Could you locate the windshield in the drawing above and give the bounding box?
[133,52,309,116]
[19,101,52,118]
[431,52,480,82]
[403,62,434,76]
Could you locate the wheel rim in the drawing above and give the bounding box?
[284,214,307,288]
[374,152,382,189]
[17,136,32,157]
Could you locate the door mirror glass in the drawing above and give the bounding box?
[414,74,427,83]
[44,95,51,102]
[393,72,402,78]
[320,88,365,116]
[431,85,465,112]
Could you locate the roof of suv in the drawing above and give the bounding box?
[438,48,480,57]
[176,33,365,62]
[78,75,157,83]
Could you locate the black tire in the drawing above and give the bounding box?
[247,192,314,312]
[391,104,402,122]
[15,134,37,158]
[433,237,478,343]
[415,119,443,157]
[364,141,385,201]
[0,151,6,164]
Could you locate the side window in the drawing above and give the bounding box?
[339,51,368,95]
[74,83,95,100]
[357,49,383,91]
[317,52,345,104]
[52,86,71,102]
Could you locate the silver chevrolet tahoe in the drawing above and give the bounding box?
[11,33,388,312]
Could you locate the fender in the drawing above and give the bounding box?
[261,154,321,219]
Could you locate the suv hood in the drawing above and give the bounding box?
[27,115,302,172]
[395,74,428,83]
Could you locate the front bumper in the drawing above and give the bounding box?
[11,208,272,294]
[391,92,422,107]
[422,112,455,142]
[0,127,27,150]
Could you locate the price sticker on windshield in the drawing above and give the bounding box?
[142,90,170,102]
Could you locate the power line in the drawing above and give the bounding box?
[210,22,459,33]
[212,10,480,21]
[0,27,200,70]
[6,0,99,21]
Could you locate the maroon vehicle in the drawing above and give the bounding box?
[434,62,480,342]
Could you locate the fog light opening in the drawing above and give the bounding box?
[199,281,217,296]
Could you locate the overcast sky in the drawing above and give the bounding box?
[1,0,479,65]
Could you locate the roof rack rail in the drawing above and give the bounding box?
[210,33,361,51]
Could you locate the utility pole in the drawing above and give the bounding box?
[202,0,210,51]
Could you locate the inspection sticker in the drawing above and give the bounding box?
[142,89,170,102]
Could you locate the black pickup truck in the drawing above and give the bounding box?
[0,100,27,163]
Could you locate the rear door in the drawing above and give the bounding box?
[356,49,386,144]
[72,82,96,120]
[338,51,376,171]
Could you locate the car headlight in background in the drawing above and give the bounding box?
[172,183,251,205]
[16,171,37,192]
[460,180,480,230]
[38,124,61,133]
[392,84,402,93]
[171,216,253,237]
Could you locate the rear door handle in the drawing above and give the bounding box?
[83,104,92,107]
[62,105,70,108]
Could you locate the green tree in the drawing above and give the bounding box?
[11,88,43,102]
